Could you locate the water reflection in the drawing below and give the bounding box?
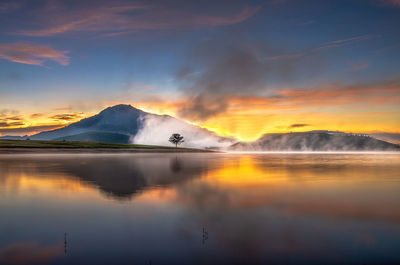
[0,241,62,265]
[0,153,399,264]
[0,154,206,200]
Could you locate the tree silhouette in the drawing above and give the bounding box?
[169,133,184,147]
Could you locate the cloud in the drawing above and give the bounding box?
[175,36,273,120]
[278,79,400,104]
[174,32,332,121]
[0,122,24,128]
[0,111,24,128]
[50,113,83,121]
[264,34,378,63]
[0,42,69,66]
[14,1,260,37]
[30,113,43,118]
[0,109,19,117]
[265,53,303,61]
[289,123,310,129]
[174,78,400,128]
[173,30,381,122]
[316,34,379,50]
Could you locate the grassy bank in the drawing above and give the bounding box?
[0,139,209,152]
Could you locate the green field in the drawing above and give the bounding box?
[0,139,191,150]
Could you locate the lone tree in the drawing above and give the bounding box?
[169,133,184,147]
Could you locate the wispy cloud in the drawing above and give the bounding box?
[265,53,303,61]
[316,34,379,50]
[15,2,260,37]
[0,42,69,66]
[278,79,400,107]
[264,34,378,62]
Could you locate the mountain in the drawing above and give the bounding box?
[29,104,233,148]
[0,135,28,140]
[230,131,400,151]
[368,133,400,145]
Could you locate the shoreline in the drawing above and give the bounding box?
[0,147,214,154]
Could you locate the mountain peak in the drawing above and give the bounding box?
[102,104,141,113]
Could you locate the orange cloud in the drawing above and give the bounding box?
[0,42,69,66]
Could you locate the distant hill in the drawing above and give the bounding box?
[26,104,233,148]
[0,135,28,140]
[230,132,400,151]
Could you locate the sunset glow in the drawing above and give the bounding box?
[0,0,399,142]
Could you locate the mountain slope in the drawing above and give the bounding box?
[31,104,145,141]
[230,132,400,151]
[30,104,233,148]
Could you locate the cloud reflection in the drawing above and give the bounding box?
[0,241,62,265]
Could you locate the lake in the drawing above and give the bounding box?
[0,153,399,265]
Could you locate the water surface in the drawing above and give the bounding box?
[0,153,399,265]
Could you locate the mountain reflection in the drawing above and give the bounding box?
[0,154,207,200]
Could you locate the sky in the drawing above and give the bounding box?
[0,0,399,141]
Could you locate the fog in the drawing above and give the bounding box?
[131,114,234,148]
[229,132,400,152]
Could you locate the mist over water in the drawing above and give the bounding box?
[0,153,399,265]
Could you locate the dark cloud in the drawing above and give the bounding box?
[173,29,383,121]
[175,33,327,121]
[175,36,273,120]
[4,116,22,121]
[50,113,82,121]
[289,123,310,129]
[0,111,24,128]
[0,121,25,128]
[30,113,43,118]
